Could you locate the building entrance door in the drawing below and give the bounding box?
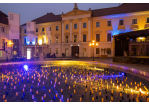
[71,46,79,57]
[27,48,31,59]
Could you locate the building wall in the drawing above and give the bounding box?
[0,23,12,60]
[21,9,149,58]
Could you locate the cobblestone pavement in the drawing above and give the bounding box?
[0,63,149,102]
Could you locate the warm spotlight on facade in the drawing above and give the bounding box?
[39,39,42,45]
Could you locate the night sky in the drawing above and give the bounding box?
[0,3,120,25]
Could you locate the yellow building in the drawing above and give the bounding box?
[0,11,14,61]
[21,3,149,59]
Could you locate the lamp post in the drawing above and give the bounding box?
[89,39,98,61]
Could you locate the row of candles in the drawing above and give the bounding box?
[1,65,149,102]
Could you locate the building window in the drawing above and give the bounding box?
[107,48,111,54]
[24,29,26,33]
[83,34,86,42]
[119,19,124,25]
[132,18,137,24]
[74,24,77,29]
[96,34,100,42]
[96,22,100,27]
[42,28,44,31]
[36,28,38,32]
[56,48,59,54]
[56,36,59,43]
[56,26,59,31]
[66,35,68,43]
[107,21,111,26]
[1,27,5,32]
[107,33,111,41]
[147,17,149,23]
[49,48,51,53]
[50,35,52,44]
[49,27,51,31]
[0,51,2,57]
[24,37,26,45]
[83,23,86,28]
[74,35,77,42]
[96,48,100,54]
[66,24,69,29]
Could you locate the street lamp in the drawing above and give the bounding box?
[89,39,98,61]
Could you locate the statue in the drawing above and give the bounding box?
[73,3,78,10]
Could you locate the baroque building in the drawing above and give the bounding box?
[20,3,149,58]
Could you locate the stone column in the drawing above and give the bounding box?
[88,17,91,42]
[70,19,72,42]
[79,18,81,42]
[62,20,64,43]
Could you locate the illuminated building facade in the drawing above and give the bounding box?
[21,3,149,58]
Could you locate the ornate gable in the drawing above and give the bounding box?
[61,3,92,20]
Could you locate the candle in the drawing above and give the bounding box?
[49,89,51,93]
[4,99,7,102]
[30,89,32,92]
[41,96,43,100]
[111,96,113,101]
[56,93,58,97]
[102,98,104,102]
[74,89,76,93]
[3,95,5,99]
[23,88,24,92]
[85,88,87,92]
[111,89,113,93]
[69,86,70,89]
[73,85,75,88]
[120,93,122,97]
[140,82,141,86]
[67,98,69,102]
[80,97,82,102]
[14,86,16,89]
[92,97,94,101]
[99,92,101,96]
[36,91,38,94]
[4,86,6,89]
[16,92,18,96]
[44,94,46,98]
[130,82,132,85]
[32,95,34,99]
[61,89,63,93]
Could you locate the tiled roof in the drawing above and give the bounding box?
[0,11,8,17]
[0,11,8,25]
[91,3,149,17]
[21,3,149,26]
[21,13,62,26]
